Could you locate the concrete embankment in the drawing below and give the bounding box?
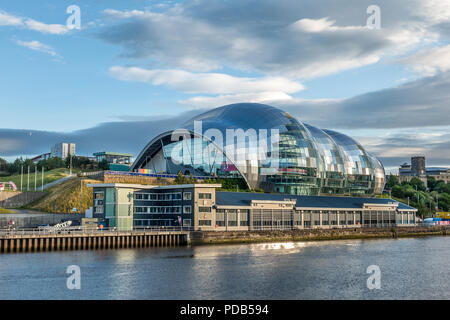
[0,212,84,228]
[189,226,450,245]
[0,191,46,208]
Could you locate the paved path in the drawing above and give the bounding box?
[42,174,76,190]
[7,209,51,215]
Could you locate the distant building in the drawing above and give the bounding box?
[398,156,450,185]
[411,156,426,176]
[426,167,450,184]
[51,143,76,159]
[31,152,51,164]
[93,152,133,172]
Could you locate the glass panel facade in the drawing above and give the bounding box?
[133,103,385,196]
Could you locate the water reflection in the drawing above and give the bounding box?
[1,237,450,299]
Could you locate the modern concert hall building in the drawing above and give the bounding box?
[131,103,385,197]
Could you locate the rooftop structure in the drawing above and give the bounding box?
[398,156,450,184]
[51,143,75,159]
[93,152,133,164]
[94,152,134,172]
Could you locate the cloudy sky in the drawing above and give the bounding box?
[0,0,449,173]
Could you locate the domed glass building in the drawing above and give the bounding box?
[131,103,385,196]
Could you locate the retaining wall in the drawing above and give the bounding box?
[0,213,84,228]
[0,191,46,208]
[189,226,450,245]
[103,173,174,185]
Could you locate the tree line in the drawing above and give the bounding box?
[385,174,450,217]
[0,156,109,175]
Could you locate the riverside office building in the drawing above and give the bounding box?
[89,183,417,231]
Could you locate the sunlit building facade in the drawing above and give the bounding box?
[131,103,385,196]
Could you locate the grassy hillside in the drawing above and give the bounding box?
[0,168,78,190]
[27,177,101,214]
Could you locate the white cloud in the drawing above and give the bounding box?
[99,0,448,79]
[0,10,68,34]
[179,92,294,109]
[16,40,58,57]
[103,9,147,19]
[109,66,304,95]
[401,45,450,76]
[24,19,68,35]
[100,6,393,78]
[289,17,364,33]
[0,11,22,26]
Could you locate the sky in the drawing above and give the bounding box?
[0,0,450,173]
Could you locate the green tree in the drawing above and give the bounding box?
[409,177,426,192]
[427,176,438,191]
[385,174,399,189]
[391,185,405,198]
[174,171,189,184]
[435,181,450,194]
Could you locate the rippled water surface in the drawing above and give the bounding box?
[1,236,449,299]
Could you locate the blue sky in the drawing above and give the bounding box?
[1,0,450,172]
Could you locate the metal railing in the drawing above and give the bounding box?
[0,226,194,237]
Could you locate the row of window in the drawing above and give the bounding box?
[134,206,192,214]
[133,219,192,227]
[134,192,186,201]
[216,220,249,227]
[134,192,212,201]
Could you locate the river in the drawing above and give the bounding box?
[0,236,449,299]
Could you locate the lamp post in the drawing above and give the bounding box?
[41,166,44,191]
[69,154,73,176]
[80,178,83,214]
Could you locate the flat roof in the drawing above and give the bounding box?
[87,183,222,189]
[216,192,416,210]
[93,152,134,157]
[426,167,450,172]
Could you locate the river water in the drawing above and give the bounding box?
[0,236,449,300]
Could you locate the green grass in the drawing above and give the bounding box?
[0,168,79,191]
[0,208,13,213]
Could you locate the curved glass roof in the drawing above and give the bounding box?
[132,103,385,196]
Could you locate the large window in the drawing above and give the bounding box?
[240,210,249,226]
[183,206,192,214]
[94,206,104,214]
[199,193,212,199]
[199,220,211,226]
[183,192,192,200]
[94,192,104,199]
[199,206,212,213]
[216,211,225,226]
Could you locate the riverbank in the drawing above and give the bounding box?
[189,226,450,245]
